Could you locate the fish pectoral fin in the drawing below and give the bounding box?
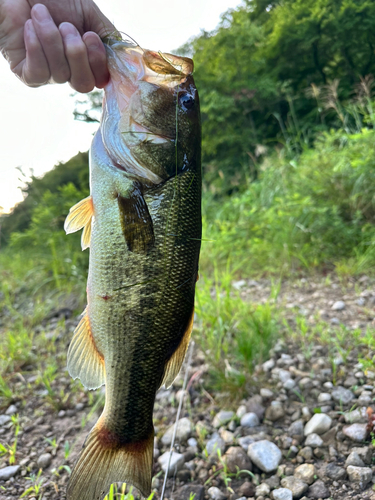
[67,417,154,500]
[118,184,154,254]
[64,195,94,251]
[67,308,105,390]
[160,308,194,389]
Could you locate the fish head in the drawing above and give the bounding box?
[101,37,201,186]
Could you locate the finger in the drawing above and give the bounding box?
[59,23,95,93]
[82,32,109,89]
[31,3,70,84]
[22,19,50,86]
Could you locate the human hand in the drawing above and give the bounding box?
[0,0,115,92]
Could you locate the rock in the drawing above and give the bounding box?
[280,476,308,498]
[289,420,304,437]
[238,435,256,451]
[331,300,345,310]
[260,388,273,398]
[307,480,330,499]
[207,487,227,500]
[304,414,332,436]
[161,417,192,446]
[158,451,185,476]
[236,405,247,418]
[238,480,255,497]
[213,410,234,428]
[240,412,260,428]
[247,440,282,473]
[0,465,20,481]
[304,433,323,447]
[321,463,346,481]
[37,453,52,469]
[263,359,275,372]
[294,464,315,485]
[178,485,205,500]
[272,489,293,500]
[220,429,234,445]
[255,483,271,497]
[0,415,11,426]
[278,369,292,383]
[5,405,17,415]
[317,393,332,403]
[223,447,252,474]
[351,446,372,464]
[347,466,373,488]
[232,279,246,290]
[246,395,266,419]
[265,401,285,422]
[187,437,198,447]
[345,407,369,425]
[265,475,280,489]
[298,446,313,460]
[342,423,368,442]
[345,451,365,467]
[206,433,226,456]
[331,386,354,405]
[284,379,296,390]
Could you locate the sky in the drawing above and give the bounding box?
[0,0,243,214]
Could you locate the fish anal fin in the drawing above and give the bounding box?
[67,417,154,500]
[118,183,154,254]
[160,308,194,389]
[67,309,105,390]
[64,196,94,250]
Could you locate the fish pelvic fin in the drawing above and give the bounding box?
[64,195,94,251]
[67,308,105,390]
[160,308,194,389]
[67,417,154,500]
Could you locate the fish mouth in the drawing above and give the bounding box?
[125,120,173,145]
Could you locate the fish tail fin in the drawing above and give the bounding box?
[67,416,154,500]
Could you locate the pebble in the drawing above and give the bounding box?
[5,405,17,415]
[247,440,282,473]
[161,417,192,446]
[255,483,271,497]
[224,446,252,474]
[260,388,273,398]
[307,480,330,499]
[240,412,260,427]
[294,464,315,485]
[272,488,293,500]
[317,392,331,403]
[331,386,354,405]
[158,451,185,476]
[342,423,368,442]
[263,359,275,372]
[347,465,373,488]
[37,453,52,469]
[238,435,256,451]
[0,466,20,481]
[187,437,198,447]
[238,481,255,497]
[265,401,285,422]
[212,410,234,428]
[344,407,367,423]
[289,420,304,437]
[236,405,247,418]
[331,300,345,310]
[207,487,227,500]
[0,415,11,426]
[304,414,332,436]
[206,432,225,455]
[298,446,313,460]
[178,485,204,500]
[321,463,346,481]
[280,476,308,498]
[345,451,365,467]
[304,433,323,447]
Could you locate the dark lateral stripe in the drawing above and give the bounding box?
[117,184,155,254]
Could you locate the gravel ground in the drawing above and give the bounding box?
[1,275,375,500]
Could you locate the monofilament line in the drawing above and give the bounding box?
[160,341,195,500]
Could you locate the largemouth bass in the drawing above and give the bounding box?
[64,36,201,500]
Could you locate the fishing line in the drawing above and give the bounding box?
[160,341,195,500]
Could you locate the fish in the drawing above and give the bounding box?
[63,35,201,500]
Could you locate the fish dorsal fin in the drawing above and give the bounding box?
[67,308,105,390]
[160,308,194,389]
[64,196,94,251]
[117,184,154,254]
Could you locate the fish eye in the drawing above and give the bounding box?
[179,93,195,110]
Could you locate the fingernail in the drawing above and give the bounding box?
[59,22,80,38]
[32,4,52,22]
[83,33,101,49]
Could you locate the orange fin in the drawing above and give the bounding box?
[67,309,105,390]
[160,308,194,389]
[64,196,94,251]
[67,417,154,500]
